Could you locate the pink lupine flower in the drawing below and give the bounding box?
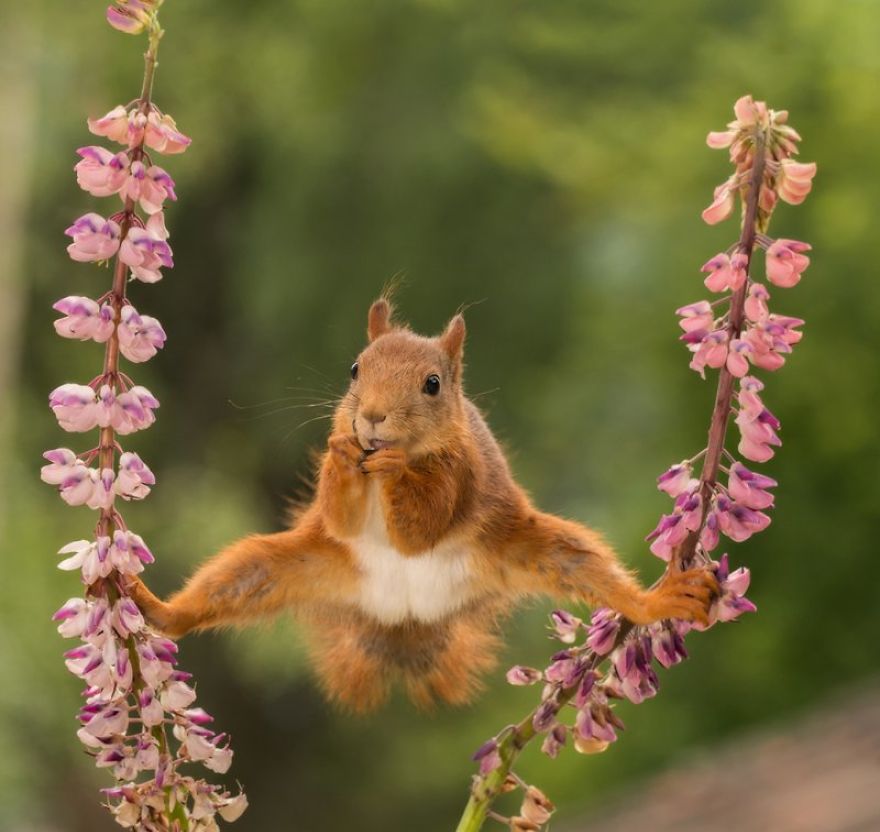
[74,146,129,197]
[585,608,620,655]
[765,238,811,288]
[65,213,122,263]
[507,666,543,686]
[726,338,752,377]
[110,530,155,575]
[144,110,192,154]
[701,181,735,225]
[47,460,115,509]
[58,538,112,584]
[700,505,720,552]
[706,554,756,626]
[777,160,817,205]
[744,282,770,322]
[117,305,166,362]
[656,461,693,497]
[119,212,173,283]
[736,376,782,463]
[646,482,702,559]
[87,105,132,145]
[117,385,160,433]
[646,513,687,560]
[106,1,152,35]
[115,451,155,499]
[706,129,735,149]
[161,679,198,710]
[733,94,762,128]
[701,251,747,292]
[742,322,788,371]
[53,597,91,638]
[715,494,771,542]
[550,609,582,644]
[113,597,145,638]
[122,161,177,214]
[138,689,165,727]
[40,448,79,484]
[87,383,159,434]
[728,462,777,509]
[53,296,115,342]
[49,383,99,432]
[675,300,714,334]
[684,328,729,378]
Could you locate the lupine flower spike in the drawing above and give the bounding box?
[454,94,815,832]
[46,2,246,827]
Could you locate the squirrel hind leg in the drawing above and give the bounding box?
[308,628,392,714]
[403,619,502,710]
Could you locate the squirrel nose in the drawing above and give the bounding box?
[362,410,386,426]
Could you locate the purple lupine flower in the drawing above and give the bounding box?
[656,461,693,497]
[728,462,777,509]
[585,608,620,655]
[649,622,688,669]
[471,739,502,776]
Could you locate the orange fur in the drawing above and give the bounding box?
[130,299,716,712]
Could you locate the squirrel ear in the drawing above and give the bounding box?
[367,299,393,342]
[440,314,466,362]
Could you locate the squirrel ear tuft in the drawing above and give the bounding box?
[440,314,466,362]
[367,299,393,342]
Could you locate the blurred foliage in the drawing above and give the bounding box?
[2,0,879,830]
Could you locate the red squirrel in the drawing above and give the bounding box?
[130,299,716,711]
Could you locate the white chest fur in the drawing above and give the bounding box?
[349,485,474,625]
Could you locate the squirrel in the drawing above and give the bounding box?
[129,298,716,712]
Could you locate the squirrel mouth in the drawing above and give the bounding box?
[367,438,395,451]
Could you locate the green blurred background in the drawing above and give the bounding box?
[2,1,878,830]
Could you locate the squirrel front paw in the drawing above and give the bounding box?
[124,575,182,637]
[359,448,407,478]
[328,434,365,475]
[639,567,718,626]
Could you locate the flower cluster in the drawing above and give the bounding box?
[460,95,814,832]
[46,7,245,829]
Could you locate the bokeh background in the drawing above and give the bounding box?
[2,1,879,830]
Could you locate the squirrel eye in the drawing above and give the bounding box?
[423,374,441,396]
[350,362,359,380]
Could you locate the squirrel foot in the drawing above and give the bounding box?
[637,566,718,626]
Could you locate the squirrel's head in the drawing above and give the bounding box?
[340,298,467,457]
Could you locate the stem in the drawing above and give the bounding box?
[95,26,161,534]
[454,623,634,832]
[454,128,773,832]
[676,128,769,570]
